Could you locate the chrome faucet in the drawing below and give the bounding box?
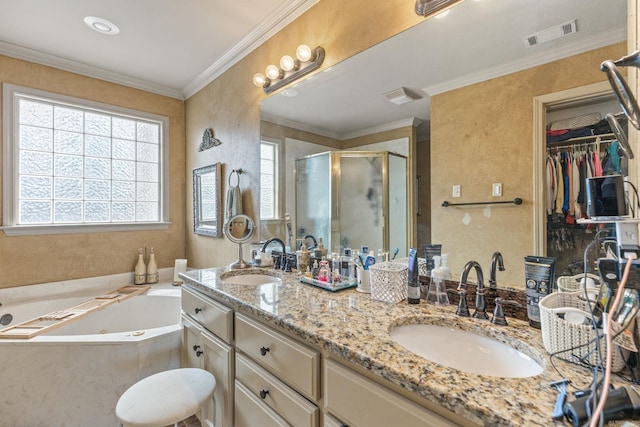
[489,252,505,290]
[459,261,488,319]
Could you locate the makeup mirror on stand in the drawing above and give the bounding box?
[223,214,255,269]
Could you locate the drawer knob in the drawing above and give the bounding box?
[196,350,204,357]
[194,307,203,314]
[259,389,270,399]
[193,345,201,351]
[260,346,270,356]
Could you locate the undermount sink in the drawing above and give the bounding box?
[389,324,543,378]
[219,271,282,286]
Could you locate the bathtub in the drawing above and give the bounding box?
[0,269,182,427]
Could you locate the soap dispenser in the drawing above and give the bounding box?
[134,248,147,285]
[296,239,311,272]
[427,255,449,306]
[314,237,328,259]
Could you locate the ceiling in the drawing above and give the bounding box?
[260,0,627,140]
[0,0,627,137]
[0,0,318,99]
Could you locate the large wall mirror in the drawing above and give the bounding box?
[193,163,222,237]
[259,0,629,285]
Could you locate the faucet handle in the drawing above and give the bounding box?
[491,298,523,326]
[447,288,470,317]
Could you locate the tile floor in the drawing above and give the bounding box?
[168,415,201,427]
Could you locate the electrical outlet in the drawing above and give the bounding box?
[492,183,502,197]
[452,185,461,198]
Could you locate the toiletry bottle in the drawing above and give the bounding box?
[311,259,320,279]
[332,268,342,285]
[146,247,159,284]
[296,239,311,273]
[427,256,449,305]
[134,248,147,285]
[331,252,341,279]
[440,254,451,280]
[341,248,353,278]
[318,258,330,282]
[314,238,328,259]
[407,248,420,304]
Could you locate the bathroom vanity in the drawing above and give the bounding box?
[179,267,606,427]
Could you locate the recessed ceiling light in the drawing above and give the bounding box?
[84,16,120,35]
[281,89,299,97]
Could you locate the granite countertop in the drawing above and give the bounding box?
[181,267,631,427]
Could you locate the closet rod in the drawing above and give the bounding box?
[546,132,615,149]
[442,198,522,207]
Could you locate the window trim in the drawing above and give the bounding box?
[2,83,171,236]
[260,138,281,220]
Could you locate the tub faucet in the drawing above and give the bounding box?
[489,252,505,290]
[459,261,488,320]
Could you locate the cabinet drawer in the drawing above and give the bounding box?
[182,286,232,342]
[235,380,289,427]
[236,353,319,427]
[324,413,347,427]
[235,313,320,401]
[324,359,459,427]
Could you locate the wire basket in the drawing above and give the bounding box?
[369,262,408,303]
[556,273,601,293]
[391,257,428,276]
[539,290,628,372]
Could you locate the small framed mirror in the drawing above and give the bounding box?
[193,163,221,237]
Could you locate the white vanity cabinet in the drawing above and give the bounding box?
[234,312,320,427]
[181,280,475,427]
[181,287,234,427]
[324,359,462,427]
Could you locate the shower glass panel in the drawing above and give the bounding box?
[295,153,331,248]
[295,151,407,257]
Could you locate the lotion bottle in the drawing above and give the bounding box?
[146,247,159,284]
[134,248,147,285]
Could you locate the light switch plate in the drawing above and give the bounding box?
[492,183,502,197]
[453,185,461,198]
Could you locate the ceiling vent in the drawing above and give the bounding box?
[524,19,577,47]
[383,87,421,105]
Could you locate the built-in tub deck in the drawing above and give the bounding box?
[0,285,150,339]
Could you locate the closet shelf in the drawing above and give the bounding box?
[546,133,615,148]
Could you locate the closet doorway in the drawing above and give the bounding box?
[533,81,634,277]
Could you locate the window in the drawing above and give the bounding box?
[2,84,169,235]
[260,140,279,219]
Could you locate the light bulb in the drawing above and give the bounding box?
[296,44,313,62]
[252,73,267,87]
[280,55,297,72]
[265,64,281,80]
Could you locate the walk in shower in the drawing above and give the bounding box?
[295,151,408,257]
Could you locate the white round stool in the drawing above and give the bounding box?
[116,368,216,427]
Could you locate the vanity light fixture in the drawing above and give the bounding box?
[252,44,325,94]
[415,0,463,18]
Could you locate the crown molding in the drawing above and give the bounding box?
[181,0,319,99]
[341,117,424,140]
[0,0,319,101]
[261,112,343,140]
[262,113,423,141]
[0,40,184,99]
[422,27,626,96]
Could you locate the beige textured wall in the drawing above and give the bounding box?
[185,0,428,269]
[430,43,627,286]
[0,55,186,288]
